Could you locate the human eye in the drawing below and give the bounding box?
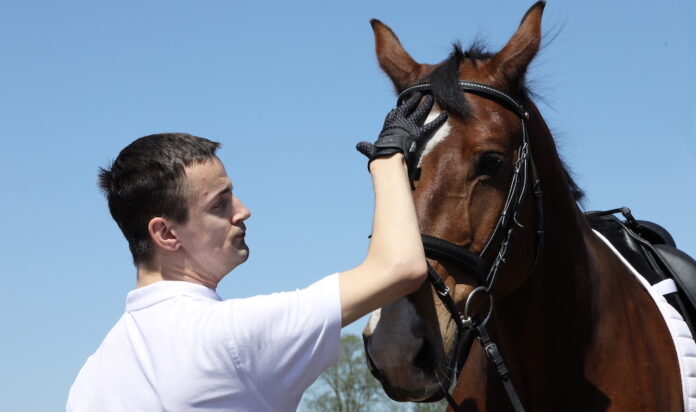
[212,197,228,210]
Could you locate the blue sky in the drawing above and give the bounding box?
[1,1,694,410]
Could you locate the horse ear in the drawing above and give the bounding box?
[371,19,424,92]
[491,1,545,85]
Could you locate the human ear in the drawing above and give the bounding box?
[148,217,181,252]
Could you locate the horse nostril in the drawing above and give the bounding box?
[411,327,425,341]
[411,317,425,339]
[413,337,433,371]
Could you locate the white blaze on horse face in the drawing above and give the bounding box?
[364,309,381,335]
[417,108,452,168]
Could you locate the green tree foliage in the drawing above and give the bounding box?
[300,334,448,412]
[411,401,449,412]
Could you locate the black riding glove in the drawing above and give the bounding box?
[356,92,448,170]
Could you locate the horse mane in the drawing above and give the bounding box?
[422,43,585,202]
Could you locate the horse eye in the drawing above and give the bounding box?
[477,152,504,176]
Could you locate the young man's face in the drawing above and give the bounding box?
[174,157,251,282]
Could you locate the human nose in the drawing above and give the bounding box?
[230,195,251,224]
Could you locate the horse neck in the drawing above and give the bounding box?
[527,103,594,287]
[487,102,601,396]
[505,101,595,309]
[484,103,681,409]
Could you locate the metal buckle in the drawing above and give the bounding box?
[438,284,451,297]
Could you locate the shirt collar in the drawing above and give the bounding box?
[126,280,222,312]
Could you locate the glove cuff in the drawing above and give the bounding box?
[374,133,414,156]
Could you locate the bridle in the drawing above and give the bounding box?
[412,81,544,411]
[365,81,544,412]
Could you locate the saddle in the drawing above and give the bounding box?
[586,207,696,336]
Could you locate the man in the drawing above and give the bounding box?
[67,93,446,411]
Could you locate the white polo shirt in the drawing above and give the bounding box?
[67,274,341,412]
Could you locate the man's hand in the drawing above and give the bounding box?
[356,92,448,171]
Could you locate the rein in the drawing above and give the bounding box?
[398,81,543,411]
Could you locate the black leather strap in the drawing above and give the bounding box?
[399,81,528,119]
[422,234,486,284]
[423,264,480,403]
[477,324,526,412]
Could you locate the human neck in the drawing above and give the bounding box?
[136,257,219,290]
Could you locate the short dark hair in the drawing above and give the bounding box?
[98,133,221,266]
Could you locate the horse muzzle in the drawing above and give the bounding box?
[362,302,452,402]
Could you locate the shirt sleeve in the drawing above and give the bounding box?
[221,273,342,410]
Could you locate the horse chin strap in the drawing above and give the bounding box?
[400,81,545,412]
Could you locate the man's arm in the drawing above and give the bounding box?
[339,94,447,327]
[339,153,426,326]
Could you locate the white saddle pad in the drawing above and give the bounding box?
[594,229,696,411]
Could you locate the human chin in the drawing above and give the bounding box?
[237,242,249,262]
[228,239,249,263]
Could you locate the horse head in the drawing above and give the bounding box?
[363,1,548,402]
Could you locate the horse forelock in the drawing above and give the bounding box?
[421,42,495,120]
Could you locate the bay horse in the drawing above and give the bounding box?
[362,2,685,411]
